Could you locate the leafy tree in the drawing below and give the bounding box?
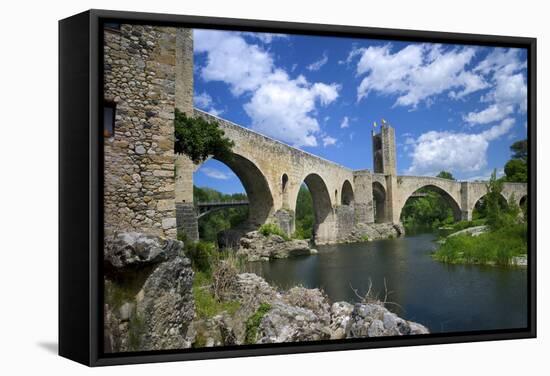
[436,171,455,180]
[294,185,314,239]
[510,139,528,161]
[504,158,527,183]
[504,139,528,183]
[174,109,235,164]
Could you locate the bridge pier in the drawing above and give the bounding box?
[176,202,199,241]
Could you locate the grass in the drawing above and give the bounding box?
[360,234,369,242]
[259,223,289,240]
[193,271,241,319]
[244,303,271,344]
[433,223,527,266]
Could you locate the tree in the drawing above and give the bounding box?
[504,139,528,183]
[294,185,314,239]
[510,139,528,161]
[436,171,455,180]
[174,109,235,164]
[504,159,527,183]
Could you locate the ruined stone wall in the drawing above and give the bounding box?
[103,25,178,238]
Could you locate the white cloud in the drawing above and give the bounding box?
[350,43,488,107]
[194,29,340,147]
[322,136,337,147]
[465,48,527,125]
[307,52,328,71]
[340,116,350,128]
[200,167,235,180]
[243,32,288,44]
[464,103,514,125]
[193,92,224,116]
[407,118,515,175]
[244,74,339,147]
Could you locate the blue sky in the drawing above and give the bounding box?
[192,29,528,194]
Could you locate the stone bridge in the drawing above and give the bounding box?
[101,25,527,243]
[176,110,527,244]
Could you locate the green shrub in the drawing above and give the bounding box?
[185,241,217,274]
[434,223,527,266]
[244,303,271,344]
[259,223,289,240]
[360,234,369,242]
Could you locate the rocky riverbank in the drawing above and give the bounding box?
[103,232,429,352]
[236,231,316,262]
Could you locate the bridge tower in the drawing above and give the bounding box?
[372,122,400,223]
[372,122,396,176]
[174,28,199,241]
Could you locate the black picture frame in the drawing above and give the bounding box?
[59,9,537,367]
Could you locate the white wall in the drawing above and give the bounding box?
[0,0,547,374]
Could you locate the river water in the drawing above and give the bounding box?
[247,233,527,333]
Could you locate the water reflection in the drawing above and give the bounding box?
[248,233,527,333]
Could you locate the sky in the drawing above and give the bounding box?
[191,29,528,194]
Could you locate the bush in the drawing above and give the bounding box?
[185,241,217,274]
[259,223,289,240]
[434,223,527,266]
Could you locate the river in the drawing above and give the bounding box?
[246,232,527,333]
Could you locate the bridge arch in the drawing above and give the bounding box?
[293,173,335,244]
[341,180,354,206]
[471,192,508,219]
[398,184,462,223]
[372,181,387,223]
[201,152,274,228]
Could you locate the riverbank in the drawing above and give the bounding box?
[103,232,429,352]
[433,221,527,267]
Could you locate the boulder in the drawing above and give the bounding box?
[346,302,429,338]
[104,231,181,271]
[236,231,314,261]
[257,302,331,344]
[103,232,194,353]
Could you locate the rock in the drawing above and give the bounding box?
[257,302,330,344]
[512,255,528,267]
[284,287,331,324]
[103,231,182,271]
[236,231,313,261]
[119,302,135,322]
[329,302,354,339]
[310,248,319,254]
[448,225,488,238]
[341,222,405,243]
[136,256,195,351]
[161,217,176,230]
[135,145,146,155]
[103,232,194,353]
[346,302,429,338]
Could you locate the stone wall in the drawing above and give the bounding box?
[103,25,179,238]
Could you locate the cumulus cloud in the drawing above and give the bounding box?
[200,167,235,180]
[406,118,515,176]
[322,136,337,147]
[464,48,527,125]
[350,43,488,107]
[194,29,340,147]
[340,116,350,128]
[307,52,328,71]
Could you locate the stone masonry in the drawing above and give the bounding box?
[103,25,179,238]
